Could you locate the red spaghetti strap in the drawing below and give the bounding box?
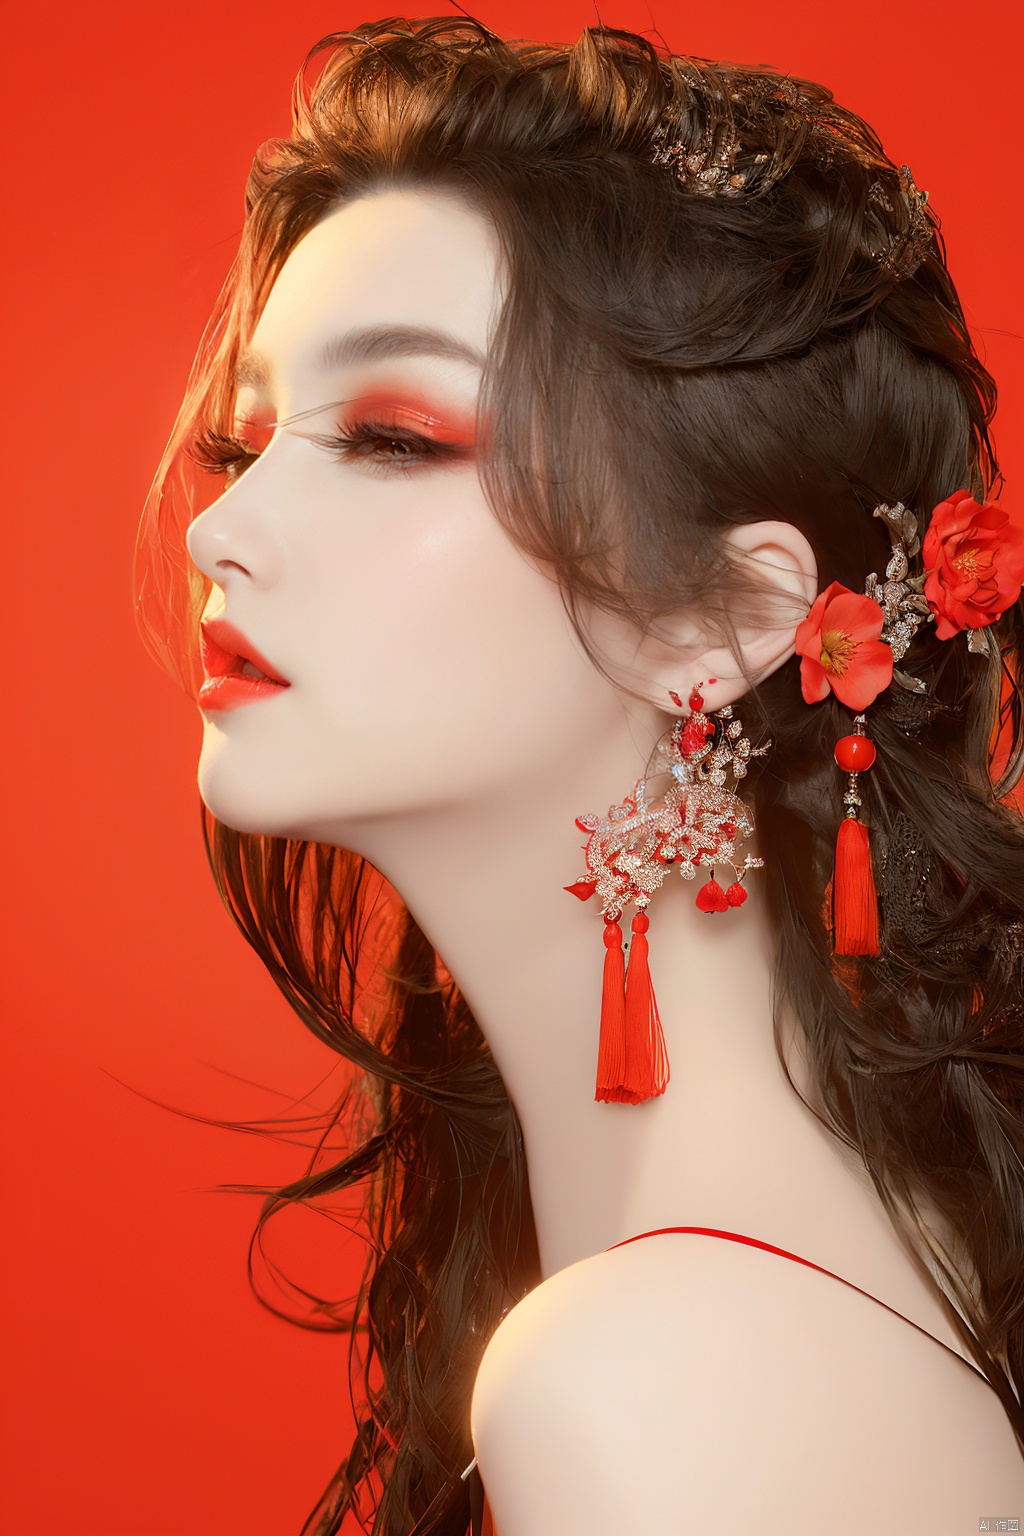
[609,1226,990,1384]
[477,1224,993,1536]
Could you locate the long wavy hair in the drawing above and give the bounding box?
[136,16,1024,1533]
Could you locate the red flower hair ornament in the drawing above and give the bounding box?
[793,491,1021,962]
[795,582,893,711]
[797,492,1023,713]
[922,491,1024,642]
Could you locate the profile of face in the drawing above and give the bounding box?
[186,188,632,851]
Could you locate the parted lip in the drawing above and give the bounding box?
[199,617,290,686]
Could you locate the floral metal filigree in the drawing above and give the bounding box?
[864,502,934,692]
[565,702,771,920]
[651,117,769,198]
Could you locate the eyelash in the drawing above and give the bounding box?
[200,419,469,483]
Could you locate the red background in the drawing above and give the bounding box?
[2,1,1021,1531]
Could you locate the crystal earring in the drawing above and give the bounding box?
[565,683,771,1105]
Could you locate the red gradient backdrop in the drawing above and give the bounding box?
[1,2,1021,1531]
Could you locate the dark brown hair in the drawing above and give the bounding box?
[136,16,1024,1533]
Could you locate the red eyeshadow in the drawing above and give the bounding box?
[340,390,478,444]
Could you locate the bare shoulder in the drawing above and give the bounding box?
[471,1233,1024,1536]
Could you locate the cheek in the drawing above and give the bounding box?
[293,477,592,787]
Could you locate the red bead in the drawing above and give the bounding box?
[603,920,623,948]
[668,689,683,708]
[688,688,704,712]
[631,911,650,933]
[834,734,877,773]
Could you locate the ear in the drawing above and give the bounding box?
[622,520,819,715]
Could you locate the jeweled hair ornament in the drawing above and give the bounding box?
[795,490,1024,957]
[651,78,935,281]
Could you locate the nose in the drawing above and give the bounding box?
[186,470,284,592]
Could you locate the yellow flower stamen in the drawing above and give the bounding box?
[951,545,991,579]
[820,627,857,677]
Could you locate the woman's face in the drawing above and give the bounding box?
[186,188,626,846]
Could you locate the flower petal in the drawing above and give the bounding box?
[794,587,833,658]
[931,492,981,542]
[933,610,961,641]
[822,589,885,643]
[799,656,832,704]
[830,639,893,711]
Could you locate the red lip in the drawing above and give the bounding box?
[198,617,290,712]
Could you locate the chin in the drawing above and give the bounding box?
[198,775,293,839]
[195,732,403,844]
[196,737,310,839]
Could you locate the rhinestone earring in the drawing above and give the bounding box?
[565,683,771,1104]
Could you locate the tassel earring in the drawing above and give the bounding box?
[832,712,880,955]
[566,683,770,1104]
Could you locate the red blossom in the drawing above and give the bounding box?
[922,491,1024,641]
[679,714,713,757]
[794,580,893,711]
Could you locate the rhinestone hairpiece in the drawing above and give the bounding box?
[866,501,995,696]
[650,73,827,198]
[651,119,768,198]
[651,93,932,279]
[866,167,933,280]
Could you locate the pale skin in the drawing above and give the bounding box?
[186,187,1024,1531]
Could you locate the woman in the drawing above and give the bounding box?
[137,15,1024,1534]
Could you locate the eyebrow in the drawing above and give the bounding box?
[233,324,486,388]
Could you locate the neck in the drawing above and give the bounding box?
[342,717,871,1280]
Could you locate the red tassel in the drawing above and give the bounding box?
[597,911,669,1105]
[595,918,627,1103]
[832,816,879,955]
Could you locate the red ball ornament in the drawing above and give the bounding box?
[833,734,877,773]
[726,882,748,907]
[688,688,704,712]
